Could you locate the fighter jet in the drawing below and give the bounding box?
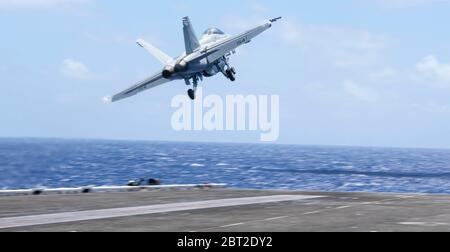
[107,16,282,102]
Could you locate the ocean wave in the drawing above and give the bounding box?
[1,139,450,194]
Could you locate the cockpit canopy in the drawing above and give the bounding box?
[203,28,225,36]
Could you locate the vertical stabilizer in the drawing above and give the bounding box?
[182,16,200,54]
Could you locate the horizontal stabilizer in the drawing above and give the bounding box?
[136,39,173,65]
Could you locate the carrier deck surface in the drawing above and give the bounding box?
[1,188,450,232]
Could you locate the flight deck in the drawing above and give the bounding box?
[2,187,450,232]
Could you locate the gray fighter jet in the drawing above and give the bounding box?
[107,16,281,102]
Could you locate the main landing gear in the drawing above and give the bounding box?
[187,88,196,100]
[220,57,236,82]
[225,67,236,82]
[185,74,201,100]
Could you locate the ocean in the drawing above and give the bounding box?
[1,138,450,194]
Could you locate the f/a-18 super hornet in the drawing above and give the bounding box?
[107,16,281,102]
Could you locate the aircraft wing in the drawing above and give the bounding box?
[199,19,279,64]
[109,72,171,102]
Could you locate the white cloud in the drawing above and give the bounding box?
[302,81,382,105]
[343,80,381,102]
[60,58,90,79]
[0,0,90,10]
[250,2,269,13]
[279,20,392,68]
[222,16,392,70]
[416,55,450,87]
[360,0,450,9]
[412,102,450,115]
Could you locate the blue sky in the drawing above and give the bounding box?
[1,0,450,149]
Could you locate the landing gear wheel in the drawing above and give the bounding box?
[226,69,236,82]
[188,89,196,100]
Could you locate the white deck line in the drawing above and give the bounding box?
[0,195,322,229]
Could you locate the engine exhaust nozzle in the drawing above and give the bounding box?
[162,65,175,79]
[174,60,188,72]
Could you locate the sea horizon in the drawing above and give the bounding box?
[1,136,449,152]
